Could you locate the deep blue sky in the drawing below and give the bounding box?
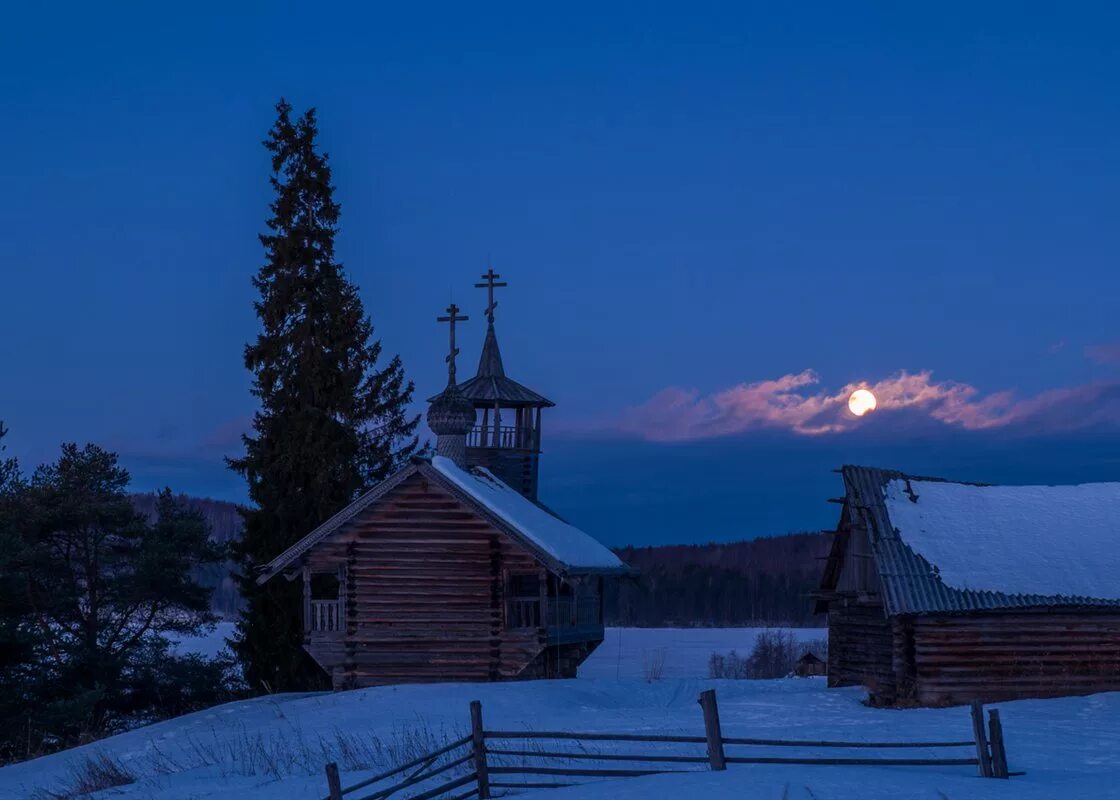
[3,3,1119,545]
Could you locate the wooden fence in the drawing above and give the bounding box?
[321,691,1013,800]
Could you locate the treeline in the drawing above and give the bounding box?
[605,533,831,627]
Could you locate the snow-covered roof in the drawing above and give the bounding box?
[884,478,1120,601]
[431,456,625,572]
[258,457,629,583]
[823,465,1120,616]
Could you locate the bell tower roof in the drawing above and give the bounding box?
[426,268,554,408]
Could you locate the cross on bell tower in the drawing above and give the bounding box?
[476,267,507,326]
[427,269,555,499]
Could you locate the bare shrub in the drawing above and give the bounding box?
[643,647,667,682]
[31,753,135,799]
[708,650,749,679]
[749,629,799,678]
[709,629,805,679]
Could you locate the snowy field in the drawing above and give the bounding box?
[579,626,823,679]
[170,624,826,679]
[6,626,1119,799]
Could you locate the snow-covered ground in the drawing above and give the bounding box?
[579,626,823,679]
[7,627,1119,799]
[170,624,827,678]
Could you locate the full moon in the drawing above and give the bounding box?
[848,388,877,417]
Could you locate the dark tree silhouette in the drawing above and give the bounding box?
[229,100,421,691]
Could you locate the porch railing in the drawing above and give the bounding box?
[548,597,600,628]
[508,598,541,629]
[310,599,343,633]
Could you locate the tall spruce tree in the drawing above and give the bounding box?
[230,100,421,691]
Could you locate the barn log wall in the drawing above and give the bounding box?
[910,611,1120,706]
[300,472,594,688]
[826,601,896,704]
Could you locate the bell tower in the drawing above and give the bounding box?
[430,269,553,499]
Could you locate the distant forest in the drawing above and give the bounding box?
[605,534,831,627]
[132,493,244,618]
[132,494,831,627]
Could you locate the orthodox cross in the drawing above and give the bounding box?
[437,303,469,384]
[475,267,508,325]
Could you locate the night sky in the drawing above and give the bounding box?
[3,3,1119,545]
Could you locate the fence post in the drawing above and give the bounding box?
[969,703,992,778]
[470,700,492,799]
[698,689,727,771]
[324,761,343,800]
[987,708,1009,779]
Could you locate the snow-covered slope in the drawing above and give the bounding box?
[4,676,1119,799]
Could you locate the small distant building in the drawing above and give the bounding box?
[257,272,633,688]
[816,465,1120,707]
[794,651,826,677]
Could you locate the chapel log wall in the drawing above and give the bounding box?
[302,472,598,688]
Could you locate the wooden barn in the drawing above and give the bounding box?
[816,465,1120,707]
[257,272,632,688]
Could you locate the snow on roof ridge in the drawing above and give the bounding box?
[431,455,624,572]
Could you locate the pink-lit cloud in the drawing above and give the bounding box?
[613,370,1120,442]
[1086,342,1120,365]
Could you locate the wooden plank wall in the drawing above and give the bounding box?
[304,472,551,688]
[826,602,897,704]
[911,611,1120,706]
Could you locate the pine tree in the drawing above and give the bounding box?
[15,445,224,749]
[0,422,37,759]
[230,100,421,691]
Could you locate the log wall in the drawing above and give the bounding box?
[302,472,600,688]
[910,610,1120,706]
[826,601,896,704]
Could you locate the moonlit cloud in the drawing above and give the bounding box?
[613,370,1120,442]
[1086,342,1120,365]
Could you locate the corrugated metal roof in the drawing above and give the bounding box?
[842,465,1120,616]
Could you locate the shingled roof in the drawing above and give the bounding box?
[820,465,1120,616]
[427,324,554,407]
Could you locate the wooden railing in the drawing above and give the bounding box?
[507,598,540,629]
[310,599,343,633]
[547,596,600,628]
[320,691,1015,800]
[468,425,537,450]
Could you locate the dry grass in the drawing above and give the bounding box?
[643,647,668,682]
[31,753,135,799]
[32,719,468,798]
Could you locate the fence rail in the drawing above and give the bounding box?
[322,691,1013,800]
